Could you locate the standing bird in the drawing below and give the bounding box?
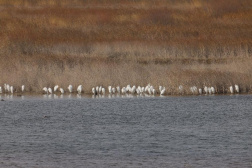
[68,85,73,93]
[131,85,136,94]
[43,87,48,94]
[10,86,14,94]
[179,85,183,93]
[112,87,116,94]
[136,88,140,94]
[54,85,59,92]
[92,87,96,95]
[21,85,25,92]
[126,85,131,93]
[211,87,215,94]
[108,86,112,94]
[116,86,120,93]
[208,87,212,94]
[6,84,10,92]
[204,86,208,94]
[160,87,166,95]
[48,88,53,94]
[0,86,2,94]
[234,84,239,93]
[198,88,202,95]
[230,86,234,94]
[99,86,102,94]
[121,87,126,94]
[59,88,64,94]
[77,85,82,94]
[102,88,105,95]
[153,89,156,95]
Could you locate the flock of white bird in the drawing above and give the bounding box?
[185,84,240,94]
[40,84,166,96]
[91,84,166,96]
[0,83,240,96]
[0,84,25,94]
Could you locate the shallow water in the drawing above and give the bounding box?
[0,94,252,168]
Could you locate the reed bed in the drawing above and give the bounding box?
[0,0,252,95]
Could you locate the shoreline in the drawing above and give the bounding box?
[0,91,250,100]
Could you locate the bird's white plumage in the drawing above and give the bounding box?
[92,87,96,94]
[198,88,202,94]
[21,85,25,92]
[102,88,105,94]
[48,88,52,94]
[111,87,115,94]
[160,87,166,95]
[204,86,208,94]
[234,84,239,93]
[211,87,215,94]
[77,85,82,94]
[116,86,120,93]
[68,85,73,93]
[121,87,126,94]
[54,85,59,92]
[10,86,13,94]
[108,86,112,94]
[230,86,234,94]
[43,87,48,93]
[59,88,64,94]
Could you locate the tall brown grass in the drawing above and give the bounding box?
[0,0,252,94]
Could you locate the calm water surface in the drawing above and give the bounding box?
[0,94,252,168]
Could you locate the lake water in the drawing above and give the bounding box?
[0,94,251,168]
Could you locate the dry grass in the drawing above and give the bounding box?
[0,0,252,94]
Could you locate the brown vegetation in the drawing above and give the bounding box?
[0,0,252,94]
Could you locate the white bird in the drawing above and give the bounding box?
[190,86,197,94]
[68,85,73,93]
[92,87,96,95]
[116,86,120,93]
[4,84,7,92]
[160,87,166,95]
[208,87,212,94]
[112,87,116,94]
[6,84,10,92]
[131,85,136,94]
[10,86,14,94]
[99,86,102,94]
[54,85,59,92]
[211,87,215,94]
[77,85,82,94]
[108,86,112,94]
[121,87,126,94]
[148,87,152,95]
[141,87,145,93]
[235,84,239,93]
[43,87,48,94]
[136,88,140,94]
[230,86,234,94]
[21,85,25,92]
[145,85,149,93]
[0,86,2,93]
[179,85,183,93]
[126,85,131,93]
[48,88,52,94]
[204,86,208,94]
[59,88,64,94]
[102,88,105,95]
[198,88,202,95]
[153,89,156,95]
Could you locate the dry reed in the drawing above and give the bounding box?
[0,0,252,94]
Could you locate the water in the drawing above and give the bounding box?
[0,94,252,168]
